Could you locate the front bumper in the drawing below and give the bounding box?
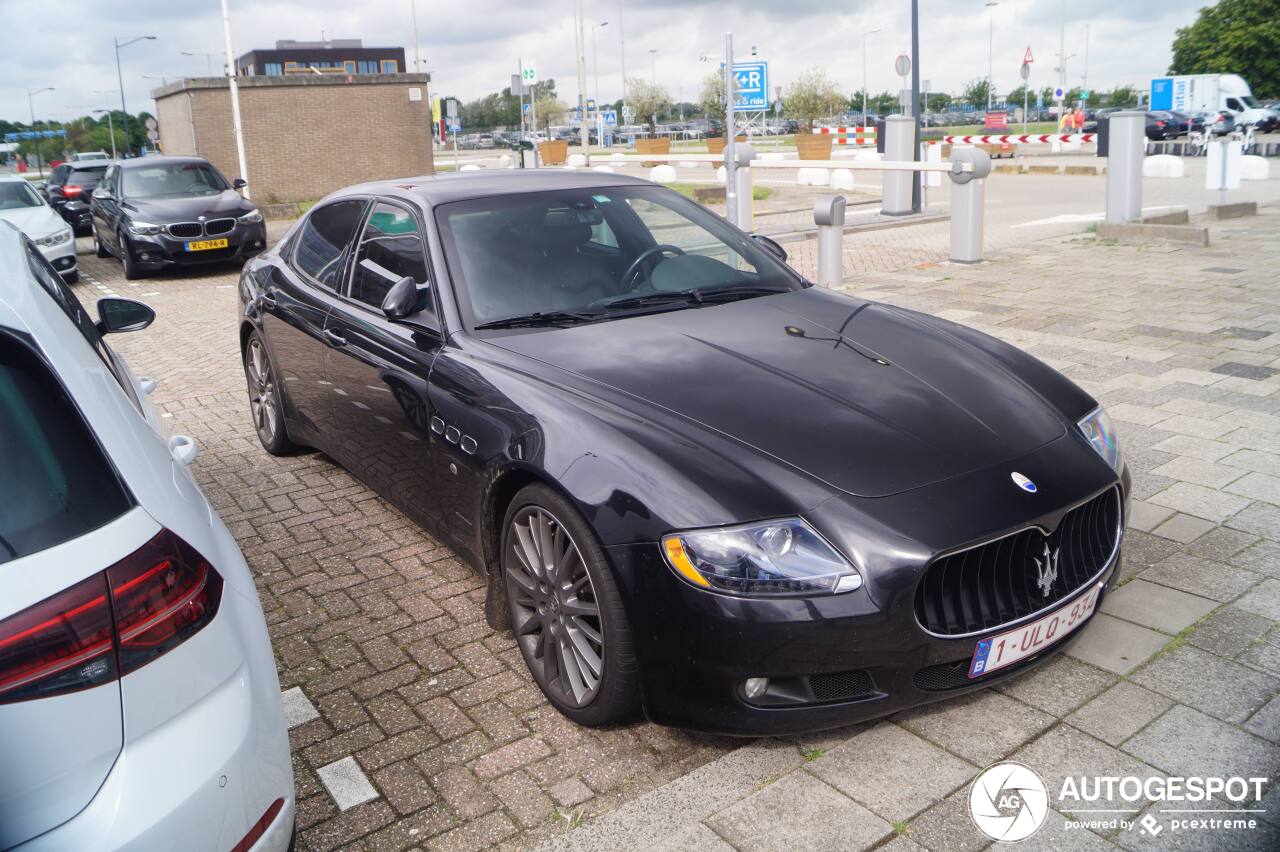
[124,222,268,270]
[55,199,94,232]
[610,436,1132,736]
[35,236,77,278]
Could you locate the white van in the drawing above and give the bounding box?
[1150,74,1270,128]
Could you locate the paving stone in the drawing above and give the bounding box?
[373,760,438,816]
[1065,613,1170,675]
[1127,500,1175,533]
[707,772,894,852]
[1148,482,1253,523]
[1230,540,1280,578]
[1139,553,1261,602]
[649,823,737,852]
[1227,472,1280,507]
[1184,526,1260,561]
[995,654,1117,717]
[1234,578,1280,620]
[1227,502,1280,541]
[318,756,381,811]
[1131,645,1275,724]
[282,685,321,729]
[1101,579,1216,634]
[901,789,989,852]
[1189,606,1274,657]
[1245,693,1280,743]
[806,723,976,823]
[1123,704,1280,781]
[895,689,1056,766]
[1151,434,1237,462]
[1065,681,1174,745]
[1150,513,1218,544]
[547,778,594,808]
[1150,457,1246,490]
[1011,725,1163,815]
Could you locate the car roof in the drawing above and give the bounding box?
[66,160,112,170]
[113,155,211,169]
[332,169,652,207]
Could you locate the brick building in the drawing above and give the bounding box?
[151,74,434,204]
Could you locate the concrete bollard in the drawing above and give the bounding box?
[814,195,847,287]
[881,115,916,215]
[733,144,756,230]
[947,147,992,263]
[1106,111,1146,223]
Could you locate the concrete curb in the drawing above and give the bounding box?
[1096,222,1209,246]
[1207,201,1257,220]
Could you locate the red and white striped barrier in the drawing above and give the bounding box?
[936,133,1095,145]
[815,125,877,146]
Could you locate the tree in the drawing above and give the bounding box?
[1170,0,1279,99]
[783,67,846,129]
[698,71,729,123]
[626,77,671,135]
[961,78,992,109]
[1106,85,1138,107]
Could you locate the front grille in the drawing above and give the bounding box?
[204,217,235,236]
[914,659,971,691]
[914,487,1120,636]
[808,670,876,702]
[167,222,202,238]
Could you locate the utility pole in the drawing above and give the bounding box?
[220,0,250,198]
[575,0,589,148]
[986,3,998,111]
[910,0,921,213]
[93,109,117,159]
[27,87,54,178]
[1058,0,1066,121]
[862,29,880,127]
[619,5,627,133]
[114,34,157,156]
[410,0,421,71]
[1082,23,1090,96]
[592,21,608,146]
[724,32,736,227]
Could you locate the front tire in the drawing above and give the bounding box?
[93,227,110,258]
[243,331,302,455]
[118,230,143,280]
[501,484,639,726]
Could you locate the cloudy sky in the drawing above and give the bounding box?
[1,0,1206,123]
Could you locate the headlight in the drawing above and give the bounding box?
[1078,406,1122,471]
[127,221,162,236]
[35,229,72,247]
[238,209,263,224]
[662,518,862,596]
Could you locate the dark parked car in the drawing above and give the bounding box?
[90,156,267,280]
[41,160,110,235]
[1145,111,1176,140]
[238,171,1130,735]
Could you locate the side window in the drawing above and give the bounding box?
[291,199,367,290]
[1226,98,1242,111]
[349,202,434,320]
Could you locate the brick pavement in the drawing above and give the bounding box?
[79,201,1280,851]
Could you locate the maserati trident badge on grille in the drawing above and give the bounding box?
[1011,472,1037,493]
[1033,544,1059,598]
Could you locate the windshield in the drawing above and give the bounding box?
[121,162,229,199]
[435,185,802,328]
[67,167,108,189]
[0,181,44,210]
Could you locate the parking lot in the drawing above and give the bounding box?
[78,189,1280,850]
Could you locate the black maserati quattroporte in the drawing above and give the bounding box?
[238,170,1130,734]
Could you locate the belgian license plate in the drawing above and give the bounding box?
[969,584,1101,678]
[185,238,228,252]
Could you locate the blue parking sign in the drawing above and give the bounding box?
[732,61,769,111]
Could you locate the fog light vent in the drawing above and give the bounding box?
[742,677,769,699]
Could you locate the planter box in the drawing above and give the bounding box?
[636,137,671,166]
[706,135,747,156]
[795,133,834,161]
[538,140,569,165]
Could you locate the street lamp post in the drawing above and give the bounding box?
[92,109,118,159]
[115,34,157,156]
[986,3,998,111]
[862,28,880,127]
[26,87,54,178]
[592,21,609,145]
[181,50,220,76]
[619,6,627,134]
[220,0,250,198]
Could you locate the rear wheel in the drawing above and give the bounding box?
[243,331,302,455]
[501,484,639,726]
[93,227,110,258]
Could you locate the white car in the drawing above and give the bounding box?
[0,222,294,851]
[0,174,76,282]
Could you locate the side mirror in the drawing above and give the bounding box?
[381,276,422,320]
[34,181,47,192]
[752,233,788,263]
[232,177,247,190]
[97,297,155,334]
[93,188,112,200]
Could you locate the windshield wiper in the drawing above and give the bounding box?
[474,309,604,330]
[600,284,791,312]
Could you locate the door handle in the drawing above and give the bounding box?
[260,292,278,309]
[323,328,347,347]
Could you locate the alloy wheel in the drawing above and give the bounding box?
[505,506,605,708]
[244,336,279,444]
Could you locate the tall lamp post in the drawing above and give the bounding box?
[591,21,609,145]
[92,108,118,159]
[220,0,250,198]
[619,6,627,134]
[985,3,998,111]
[862,28,880,127]
[26,87,54,178]
[181,50,220,76]
[115,34,157,156]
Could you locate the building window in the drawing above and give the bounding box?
[381,59,398,73]
[357,60,378,75]
[344,60,356,74]
[265,62,282,76]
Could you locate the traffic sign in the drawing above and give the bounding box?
[522,103,531,114]
[731,61,769,110]
[1053,86,1066,100]
[146,129,159,142]
[520,60,537,86]
[1020,62,1030,82]
[894,54,911,78]
[622,105,635,122]
[144,116,158,130]
[446,119,461,133]
[586,98,596,111]
[602,109,618,126]
[1023,46,1034,64]
[1079,90,1091,99]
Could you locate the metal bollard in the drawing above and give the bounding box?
[733,143,756,230]
[1105,111,1145,223]
[881,115,916,216]
[947,148,993,263]
[813,195,847,287]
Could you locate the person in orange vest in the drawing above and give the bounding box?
[1059,109,1072,134]
[1073,106,1085,133]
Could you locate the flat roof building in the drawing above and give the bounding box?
[236,39,407,78]
[152,73,433,204]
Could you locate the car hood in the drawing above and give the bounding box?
[0,205,65,237]
[490,288,1068,498]
[121,190,252,221]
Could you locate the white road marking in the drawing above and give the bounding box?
[281,686,320,728]
[316,757,379,811]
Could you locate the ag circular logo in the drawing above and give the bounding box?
[969,762,1050,842]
